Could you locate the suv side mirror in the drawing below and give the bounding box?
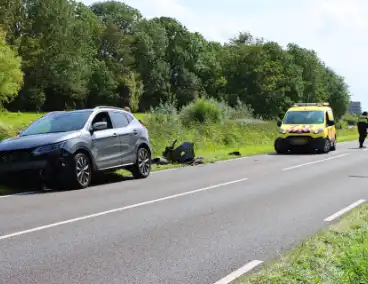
[277,120,282,127]
[92,121,107,132]
[327,120,335,126]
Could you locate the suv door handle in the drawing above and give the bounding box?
[113,133,117,136]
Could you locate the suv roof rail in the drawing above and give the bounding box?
[293,102,330,107]
[94,105,124,111]
[44,111,66,115]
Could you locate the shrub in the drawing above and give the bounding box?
[336,119,347,129]
[180,97,222,126]
[341,113,357,126]
[229,98,254,119]
[148,100,179,126]
[0,122,10,141]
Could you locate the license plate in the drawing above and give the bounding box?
[291,138,308,145]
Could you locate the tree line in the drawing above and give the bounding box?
[0,0,350,119]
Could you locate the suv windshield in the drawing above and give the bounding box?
[20,111,93,136]
[283,110,325,125]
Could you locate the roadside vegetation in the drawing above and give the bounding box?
[0,98,358,164]
[239,203,368,284]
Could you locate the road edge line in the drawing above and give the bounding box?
[0,191,36,199]
[213,260,264,284]
[151,157,250,175]
[324,199,366,222]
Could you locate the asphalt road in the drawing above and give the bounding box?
[0,141,367,284]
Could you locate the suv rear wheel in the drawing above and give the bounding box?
[130,147,151,179]
[71,152,92,189]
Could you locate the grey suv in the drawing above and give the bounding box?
[0,106,152,189]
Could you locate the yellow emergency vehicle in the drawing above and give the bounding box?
[274,103,337,154]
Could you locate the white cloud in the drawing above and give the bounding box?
[128,0,192,19]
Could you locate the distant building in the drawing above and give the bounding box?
[347,101,361,115]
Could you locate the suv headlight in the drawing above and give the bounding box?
[33,141,66,155]
[313,128,323,134]
[279,128,287,134]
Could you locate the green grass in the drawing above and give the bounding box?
[337,128,359,142]
[238,203,368,284]
[0,112,46,135]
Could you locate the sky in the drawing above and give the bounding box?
[82,0,368,110]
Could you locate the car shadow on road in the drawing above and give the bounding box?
[91,172,134,186]
[0,171,134,195]
[348,175,368,179]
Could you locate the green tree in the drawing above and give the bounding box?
[0,0,350,117]
[324,67,350,120]
[0,29,23,107]
[133,19,172,109]
[286,43,327,103]
[0,0,25,45]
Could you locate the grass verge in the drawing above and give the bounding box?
[238,203,368,284]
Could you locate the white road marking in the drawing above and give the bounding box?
[0,178,248,241]
[151,156,250,174]
[0,191,36,199]
[282,153,349,171]
[213,260,264,284]
[324,199,366,222]
[213,156,249,163]
[151,168,181,174]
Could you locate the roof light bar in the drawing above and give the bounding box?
[293,102,329,107]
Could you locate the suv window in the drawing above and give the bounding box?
[125,113,134,123]
[91,112,113,130]
[21,111,93,136]
[110,111,129,128]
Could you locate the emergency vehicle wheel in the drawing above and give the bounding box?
[274,138,288,154]
[330,136,336,151]
[320,138,331,153]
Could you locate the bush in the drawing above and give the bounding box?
[336,119,347,129]
[341,113,357,125]
[180,97,222,126]
[229,98,254,119]
[0,122,10,141]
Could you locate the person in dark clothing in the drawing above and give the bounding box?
[357,111,368,148]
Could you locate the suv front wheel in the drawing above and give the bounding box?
[130,147,151,179]
[71,152,92,189]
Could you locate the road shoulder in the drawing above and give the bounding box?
[238,203,368,284]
